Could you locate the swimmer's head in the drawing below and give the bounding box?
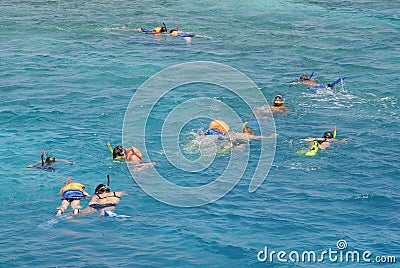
[113,145,124,159]
[323,131,333,139]
[94,184,110,195]
[45,156,56,163]
[161,23,167,33]
[169,29,177,33]
[243,126,253,135]
[273,94,285,106]
[300,75,309,81]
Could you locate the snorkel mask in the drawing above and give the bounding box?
[323,131,333,139]
[273,94,285,106]
[95,184,110,194]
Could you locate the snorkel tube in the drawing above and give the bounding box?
[333,126,337,139]
[107,174,110,187]
[41,150,45,166]
[309,71,314,80]
[107,142,113,153]
[241,121,248,132]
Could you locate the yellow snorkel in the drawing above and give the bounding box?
[107,142,113,153]
[333,126,337,139]
[241,121,248,132]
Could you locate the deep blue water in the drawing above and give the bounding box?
[1,0,399,267]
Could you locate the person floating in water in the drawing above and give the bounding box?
[136,22,168,34]
[108,143,143,164]
[270,94,289,113]
[81,183,127,216]
[169,25,195,37]
[253,94,289,119]
[229,126,278,146]
[56,177,90,216]
[205,120,277,140]
[303,127,348,150]
[290,74,320,87]
[27,150,74,171]
[290,73,347,92]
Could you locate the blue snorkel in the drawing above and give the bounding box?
[309,71,314,80]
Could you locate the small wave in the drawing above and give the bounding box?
[344,194,392,203]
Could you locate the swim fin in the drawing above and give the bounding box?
[327,77,347,88]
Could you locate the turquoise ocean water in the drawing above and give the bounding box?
[1,1,399,267]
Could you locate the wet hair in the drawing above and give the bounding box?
[300,75,309,81]
[113,145,124,159]
[170,29,177,33]
[94,184,110,194]
[323,131,333,139]
[243,126,253,135]
[45,156,56,163]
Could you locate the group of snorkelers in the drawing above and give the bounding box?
[289,73,348,152]
[136,23,194,37]
[28,144,134,216]
[55,176,127,217]
[113,22,212,41]
[203,72,347,153]
[28,72,346,217]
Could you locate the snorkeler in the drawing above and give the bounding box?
[81,181,127,216]
[27,150,74,171]
[108,143,143,164]
[205,120,277,141]
[169,25,195,37]
[136,23,168,34]
[56,177,90,216]
[270,94,289,113]
[303,127,348,150]
[253,94,289,118]
[290,74,320,87]
[290,73,347,92]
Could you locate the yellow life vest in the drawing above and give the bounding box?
[151,27,162,34]
[60,182,85,193]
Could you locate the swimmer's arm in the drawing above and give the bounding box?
[83,191,91,198]
[115,191,128,197]
[331,138,350,144]
[303,137,325,142]
[27,161,42,168]
[56,159,75,165]
[266,133,278,139]
[248,134,264,139]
